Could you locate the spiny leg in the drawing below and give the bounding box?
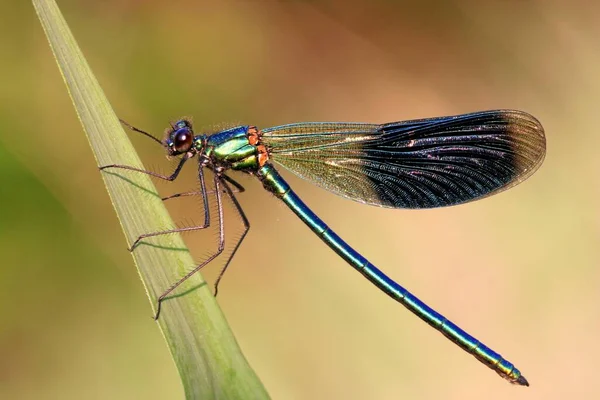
[153,173,226,320]
[161,176,245,201]
[213,177,250,296]
[99,152,191,182]
[161,191,205,201]
[220,174,246,193]
[128,160,211,251]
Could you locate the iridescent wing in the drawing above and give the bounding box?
[261,110,546,209]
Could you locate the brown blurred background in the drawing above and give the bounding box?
[1,0,598,399]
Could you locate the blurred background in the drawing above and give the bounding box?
[1,0,598,399]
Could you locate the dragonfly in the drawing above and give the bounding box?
[100,109,545,386]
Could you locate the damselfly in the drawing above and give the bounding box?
[100,110,545,385]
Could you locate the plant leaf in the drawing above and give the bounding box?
[32,1,270,398]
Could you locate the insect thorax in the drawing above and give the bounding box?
[205,126,268,172]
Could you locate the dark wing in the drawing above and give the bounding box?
[260,110,546,209]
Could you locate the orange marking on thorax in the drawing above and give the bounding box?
[247,126,260,145]
[257,144,269,166]
[247,126,269,166]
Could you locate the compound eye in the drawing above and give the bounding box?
[173,128,193,153]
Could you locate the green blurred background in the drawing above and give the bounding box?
[1,0,598,399]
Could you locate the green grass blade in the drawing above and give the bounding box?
[32,1,270,398]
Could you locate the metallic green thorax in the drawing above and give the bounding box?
[203,126,261,171]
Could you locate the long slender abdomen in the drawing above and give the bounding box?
[257,163,528,385]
